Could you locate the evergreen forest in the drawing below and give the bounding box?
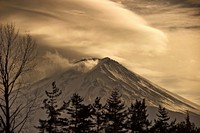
[36,82,200,133]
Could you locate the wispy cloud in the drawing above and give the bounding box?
[0,0,168,55]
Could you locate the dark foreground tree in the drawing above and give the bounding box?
[36,82,68,133]
[92,97,105,133]
[127,99,151,133]
[104,89,127,133]
[151,105,176,133]
[67,93,94,133]
[35,84,200,133]
[176,112,200,133]
[0,24,37,133]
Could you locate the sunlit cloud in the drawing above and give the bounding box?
[0,0,168,57]
[0,0,169,81]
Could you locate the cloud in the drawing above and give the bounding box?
[36,51,73,78]
[74,59,99,73]
[9,6,63,21]
[187,0,200,4]
[43,52,72,69]
[34,52,100,79]
[0,0,168,57]
[0,0,169,82]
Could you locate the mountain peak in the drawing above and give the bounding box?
[24,56,200,131]
[73,57,119,72]
[97,57,120,67]
[74,57,100,64]
[101,57,111,62]
[39,57,200,114]
[74,57,114,64]
[79,57,200,114]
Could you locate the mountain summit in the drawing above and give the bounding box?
[73,57,200,112]
[31,57,199,113]
[23,57,200,131]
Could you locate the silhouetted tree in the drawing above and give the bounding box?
[176,112,200,133]
[127,99,151,133]
[37,120,46,133]
[67,93,94,133]
[67,93,83,133]
[36,82,67,133]
[92,97,105,133]
[35,85,200,133]
[104,89,127,133]
[78,104,94,133]
[151,105,176,133]
[0,23,37,133]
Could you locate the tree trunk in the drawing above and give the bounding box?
[5,85,10,133]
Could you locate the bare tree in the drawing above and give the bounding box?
[0,24,37,133]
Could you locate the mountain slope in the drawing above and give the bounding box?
[21,57,200,131]
[30,57,200,113]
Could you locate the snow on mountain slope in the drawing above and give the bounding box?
[20,57,200,131]
[29,57,200,113]
[78,57,200,112]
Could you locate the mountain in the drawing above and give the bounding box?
[20,57,200,131]
[43,57,199,112]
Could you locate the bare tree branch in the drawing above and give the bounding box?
[0,115,6,128]
[12,97,37,133]
[0,23,37,133]
[0,104,6,117]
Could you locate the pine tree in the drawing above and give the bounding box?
[127,99,151,133]
[104,89,127,133]
[92,97,105,133]
[176,112,200,133]
[67,93,94,133]
[36,82,67,133]
[67,93,83,133]
[37,119,47,133]
[78,104,94,133]
[151,105,175,133]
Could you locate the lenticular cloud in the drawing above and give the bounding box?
[0,0,168,57]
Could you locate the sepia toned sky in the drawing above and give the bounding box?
[0,0,199,105]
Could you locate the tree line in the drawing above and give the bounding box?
[36,82,200,133]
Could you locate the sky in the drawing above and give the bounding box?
[0,0,199,105]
